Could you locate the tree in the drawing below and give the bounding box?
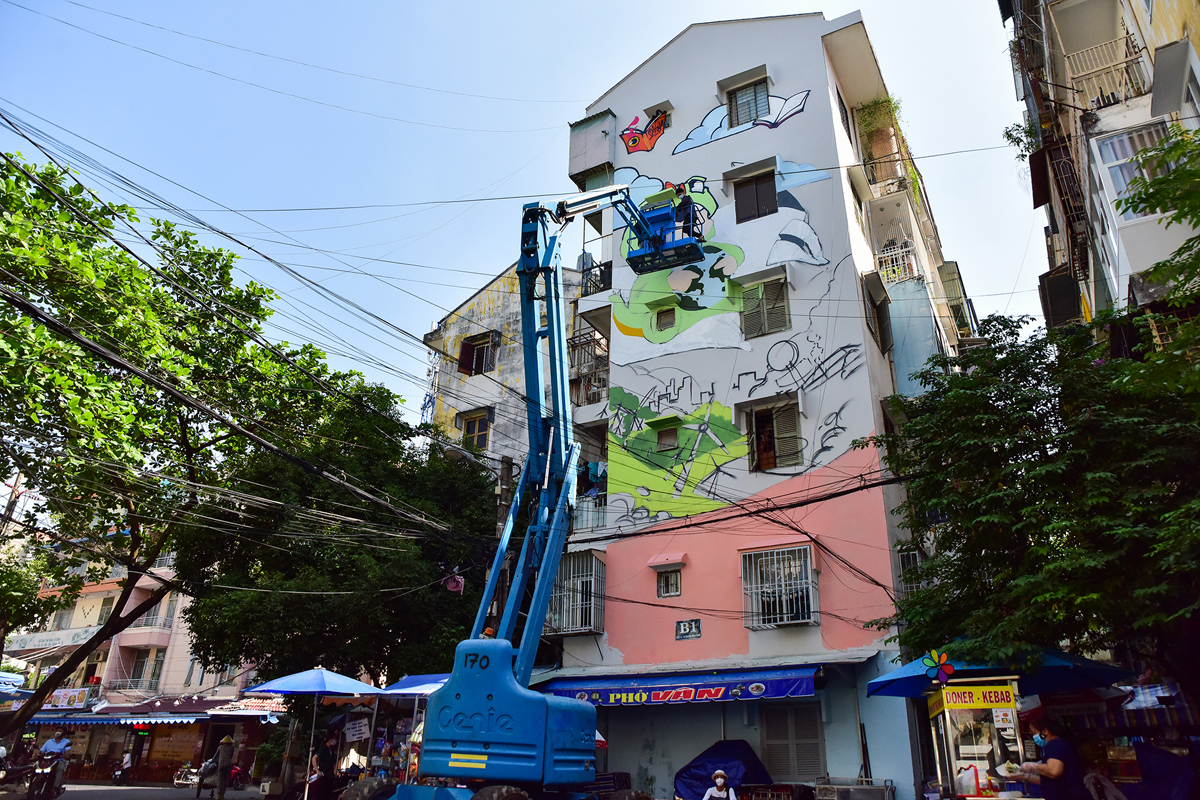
[0,152,335,734]
[176,382,498,686]
[865,315,1200,688]
[0,541,80,666]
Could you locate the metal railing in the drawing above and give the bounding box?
[150,552,176,571]
[127,615,174,630]
[582,260,612,296]
[568,332,609,406]
[108,678,159,691]
[742,546,818,629]
[1065,34,1150,109]
[875,239,922,284]
[545,550,605,635]
[573,493,607,531]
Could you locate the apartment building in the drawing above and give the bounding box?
[3,554,267,782]
[422,13,975,800]
[1002,0,1200,326]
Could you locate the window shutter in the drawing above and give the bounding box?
[792,704,825,780]
[742,283,765,338]
[772,404,802,467]
[457,340,476,375]
[753,80,770,119]
[486,330,501,371]
[756,173,778,218]
[878,299,893,353]
[735,178,759,223]
[761,706,794,778]
[727,91,738,129]
[745,410,759,471]
[763,279,790,334]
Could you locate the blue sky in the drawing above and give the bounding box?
[0,0,1039,415]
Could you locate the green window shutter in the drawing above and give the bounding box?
[742,283,765,338]
[763,279,790,334]
[773,404,802,467]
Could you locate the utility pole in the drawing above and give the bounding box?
[1,471,23,538]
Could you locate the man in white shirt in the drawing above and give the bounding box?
[40,730,71,794]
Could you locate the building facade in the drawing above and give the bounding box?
[3,554,268,782]
[1002,0,1200,326]
[423,13,977,800]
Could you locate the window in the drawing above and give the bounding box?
[656,427,679,452]
[760,703,825,782]
[462,411,490,449]
[456,331,500,376]
[1096,122,1168,220]
[741,546,817,628]
[655,307,675,330]
[727,79,770,128]
[747,404,802,471]
[741,279,790,339]
[863,277,893,353]
[52,607,73,631]
[1184,72,1200,131]
[546,550,605,635]
[163,592,178,622]
[657,569,681,598]
[184,657,196,688]
[98,596,114,625]
[130,650,149,682]
[149,650,166,683]
[898,551,922,597]
[837,89,852,143]
[734,172,779,223]
[219,666,238,686]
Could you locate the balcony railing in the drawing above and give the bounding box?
[568,332,609,406]
[109,678,159,691]
[582,260,612,297]
[127,615,173,630]
[573,493,607,532]
[875,239,922,285]
[151,552,176,571]
[1065,35,1149,110]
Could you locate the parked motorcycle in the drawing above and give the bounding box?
[25,755,63,800]
[173,763,199,789]
[110,765,131,786]
[0,746,34,795]
[175,760,249,793]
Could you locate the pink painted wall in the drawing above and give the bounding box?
[603,444,895,665]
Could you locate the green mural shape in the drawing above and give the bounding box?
[608,386,747,516]
[611,177,744,342]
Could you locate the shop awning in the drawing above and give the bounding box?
[540,666,818,707]
[112,716,200,725]
[30,714,118,726]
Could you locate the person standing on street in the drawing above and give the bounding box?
[215,736,235,800]
[310,733,338,800]
[1020,717,1089,800]
[702,770,737,800]
[40,730,71,795]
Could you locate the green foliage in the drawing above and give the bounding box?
[1002,119,1041,161]
[863,315,1200,682]
[0,543,80,662]
[856,96,902,161]
[176,384,498,685]
[0,151,335,733]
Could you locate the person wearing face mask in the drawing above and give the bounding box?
[1019,717,1088,800]
[702,769,736,800]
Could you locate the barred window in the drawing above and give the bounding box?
[741,546,817,629]
[546,550,605,635]
[728,79,770,127]
[898,551,922,598]
[656,569,681,598]
[457,330,501,376]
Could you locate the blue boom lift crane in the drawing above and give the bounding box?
[367,185,703,800]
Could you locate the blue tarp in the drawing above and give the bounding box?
[541,666,817,707]
[866,648,1135,698]
[674,739,773,800]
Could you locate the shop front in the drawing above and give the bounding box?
[925,683,1023,798]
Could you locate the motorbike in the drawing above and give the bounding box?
[25,754,63,800]
[0,747,34,795]
[174,761,248,792]
[110,763,132,785]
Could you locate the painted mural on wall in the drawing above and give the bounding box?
[672,90,810,154]
[607,372,748,522]
[607,163,832,354]
[620,112,669,153]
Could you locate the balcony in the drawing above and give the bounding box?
[150,552,176,571]
[127,615,173,630]
[108,678,159,691]
[573,493,607,532]
[1064,34,1149,110]
[568,331,609,407]
[875,239,922,285]
[582,260,612,297]
[545,550,605,636]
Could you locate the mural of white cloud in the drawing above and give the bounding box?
[672,90,811,155]
[777,160,831,191]
[615,167,665,209]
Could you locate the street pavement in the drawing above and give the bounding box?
[21,785,266,800]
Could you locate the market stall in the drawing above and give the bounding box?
[927,683,1024,797]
